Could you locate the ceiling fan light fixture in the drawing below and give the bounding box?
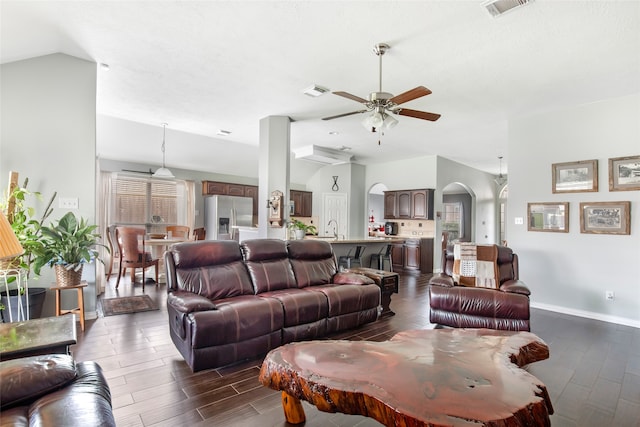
[152,123,175,179]
[382,114,398,130]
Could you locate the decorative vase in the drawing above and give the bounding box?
[294,229,306,240]
[54,264,83,287]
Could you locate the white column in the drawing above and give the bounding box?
[258,116,291,239]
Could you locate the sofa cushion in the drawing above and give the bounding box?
[242,239,298,293]
[0,354,77,409]
[170,241,255,300]
[260,289,329,327]
[309,284,381,317]
[287,240,337,287]
[190,295,284,348]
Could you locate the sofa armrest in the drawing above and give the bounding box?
[167,291,217,314]
[332,272,375,285]
[167,291,217,341]
[428,273,455,288]
[500,280,531,296]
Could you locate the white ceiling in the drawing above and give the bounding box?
[2,1,639,177]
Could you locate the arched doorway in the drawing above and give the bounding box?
[441,182,473,244]
[367,183,387,236]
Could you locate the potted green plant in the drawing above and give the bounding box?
[288,219,317,240]
[32,212,107,287]
[0,178,55,321]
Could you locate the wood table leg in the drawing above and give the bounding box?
[281,391,305,424]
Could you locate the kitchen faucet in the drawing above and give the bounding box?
[327,219,338,239]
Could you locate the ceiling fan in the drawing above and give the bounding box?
[322,43,441,131]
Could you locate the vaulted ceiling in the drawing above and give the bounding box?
[2,1,638,178]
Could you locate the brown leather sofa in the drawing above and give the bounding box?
[165,238,381,372]
[428,245,531,331]
[0,354,115,427]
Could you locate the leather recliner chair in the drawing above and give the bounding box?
[0,354,115,427]
[428,245,531,331]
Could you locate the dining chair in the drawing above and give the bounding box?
[166,225,190,239]
[192,227,206,240]
[115,227,159,291]
[105,225,119,280]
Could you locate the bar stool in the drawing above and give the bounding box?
[51,281,87,331]
[370,244,393,272]
[338,246,365,269]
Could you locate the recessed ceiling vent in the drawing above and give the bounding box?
[294,145,353,165]
[482,0,533,17]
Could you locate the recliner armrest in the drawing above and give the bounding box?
[167,291,217,313]
[333,272,375,285]
[428,274,455,288]
[500,280,530,296]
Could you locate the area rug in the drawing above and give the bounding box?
[101,295,158,316]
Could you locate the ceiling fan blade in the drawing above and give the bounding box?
[333,91,368,104]
[389,86,432,106]
[322,110,368,121]
[122,168,154,175]
[396,108,441,122]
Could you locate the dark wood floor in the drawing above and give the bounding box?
[71,272,640,427]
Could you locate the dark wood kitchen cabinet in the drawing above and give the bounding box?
[290,190,312,217]
[202,181,259,218]
[227,183,246,196]
[391,242,404,271]
[403,239,421,271]
[244,185,259,217]
[411,190,434,219]
[384,192,398,219]
[397,191,412,218]
[391,238,434,273]
[384,189,435,220]
[420,238,434,273]
[202,181,230,195]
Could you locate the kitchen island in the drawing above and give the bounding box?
[305,237,404,270]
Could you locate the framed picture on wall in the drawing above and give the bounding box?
[579,201,630,235]
[527,202,569,232]
[552,159,598,193]
[608,155,640,191]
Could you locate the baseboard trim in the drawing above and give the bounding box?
[531,301,640,329]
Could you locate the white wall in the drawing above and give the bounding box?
[508,94,640,326]
[1,53,98,317]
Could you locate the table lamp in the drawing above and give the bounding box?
[0,211,24,262]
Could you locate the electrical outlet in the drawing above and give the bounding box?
[59,197,79,209]
[605,291,615,301]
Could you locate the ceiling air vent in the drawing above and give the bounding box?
[294,145,353,165]
[482,0,533,17]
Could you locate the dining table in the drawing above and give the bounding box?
[142,236,190,283]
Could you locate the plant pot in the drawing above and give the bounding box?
[54,264,83,287]
[0,287,46,323]
[294,229,306,240]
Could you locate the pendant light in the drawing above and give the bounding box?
[494,156,507,186]
[153,123,175,178]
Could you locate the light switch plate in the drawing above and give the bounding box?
[514,217,524,225]
[59,197,79,209]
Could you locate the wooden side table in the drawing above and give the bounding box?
[51,281,87,331]
[346,267,399,317]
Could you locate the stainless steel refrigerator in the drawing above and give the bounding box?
[204,195,253,240]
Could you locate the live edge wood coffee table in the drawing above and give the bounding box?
[259,328,553,426]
